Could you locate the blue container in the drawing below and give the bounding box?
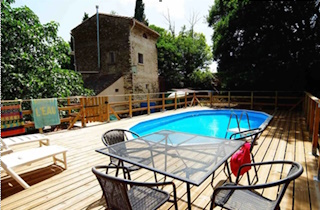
[140,102,156,113]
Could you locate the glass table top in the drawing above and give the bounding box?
[96,130,245,186]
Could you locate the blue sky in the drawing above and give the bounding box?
[12,0,217,71]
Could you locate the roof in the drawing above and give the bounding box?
[71,13,159,37]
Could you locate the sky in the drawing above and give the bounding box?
[12,0,217,72]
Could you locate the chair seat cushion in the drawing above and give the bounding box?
[215,183,276,210]
[128,186,169,210]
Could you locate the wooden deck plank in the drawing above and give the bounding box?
[1,109,318,210]
[262,111,291,200]
[280,111,296,210]
[299,113,320,210]
[294,112,311,209]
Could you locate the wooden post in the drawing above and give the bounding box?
[97,97,100,122]
[80,97,86,127]
[190,92,196,106]
[318,156,320,181]
[184,93,187,108]
[312,103,320,155]
[129,95,132,118]
[100,97,104,121]
[162,93,165,111]
[106,96,110,123]
[147,94,150,115]
[250,92,254,109]
[275,91,278,109]
[303,94,306,116]
[306,97,310,127]
[174,93,177,110]
[67,98,71,116]
[309,101,315,133]
[228,92,231,108]
[210,92,213,108]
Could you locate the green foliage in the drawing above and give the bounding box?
[208,0,320,93]
[82,12,89,22]
[150,25,213,90]
[134,0,148,24]
[190,69,215,90]
[110,10,117,15]
[1,2,94,100]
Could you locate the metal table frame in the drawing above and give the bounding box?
[96,130,244,209]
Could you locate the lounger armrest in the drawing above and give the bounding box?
[1,149,13,155]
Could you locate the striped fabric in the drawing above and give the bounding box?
[1,101,25,137]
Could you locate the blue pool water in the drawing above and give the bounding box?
[130,109,272,139]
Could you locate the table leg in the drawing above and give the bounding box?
[186,183,191,209]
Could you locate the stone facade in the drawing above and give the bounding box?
[71,14,159,97]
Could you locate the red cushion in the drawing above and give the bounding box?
[230,143,252,176]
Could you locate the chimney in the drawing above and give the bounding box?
[96,5,100,69]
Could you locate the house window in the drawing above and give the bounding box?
[108,52,116,64]
[115,89,119,92]
[138,53,144,64]
[143,33,148,39]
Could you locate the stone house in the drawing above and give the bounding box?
[71,13,160,102]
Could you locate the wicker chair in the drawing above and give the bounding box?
[229,128,264,184]
[92,165,178,210]
[210,160,303,210]
[101,129,140,177]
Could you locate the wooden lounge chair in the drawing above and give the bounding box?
[210,160,303,210]
[1,145,68,189]
[1,133,49,149]
[92,165,178,210]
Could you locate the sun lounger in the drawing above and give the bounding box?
[1,145,67,189]
[1,133,49,149]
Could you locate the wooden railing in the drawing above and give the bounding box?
[304,92,320,180]
[304,92,320,155]
[1,91,304,133]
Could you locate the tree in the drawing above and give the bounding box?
[82,12,89,22]
[208,0,320,93]
[110,10,117,15]
[149,25,213,90]
[1,1,94,100]
[190,69,216,90]
[134,0,148,24]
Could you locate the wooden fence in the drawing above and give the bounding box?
[1,91,303,133]
[304,92,320,180]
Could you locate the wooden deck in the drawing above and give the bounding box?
[1,108,320,210]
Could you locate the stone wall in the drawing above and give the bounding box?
[130,23,159,99]
[71,15,132,94]
[71,14,159,98]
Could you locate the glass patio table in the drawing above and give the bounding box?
[96,130,245,209]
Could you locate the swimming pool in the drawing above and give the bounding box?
[130,109,272,139]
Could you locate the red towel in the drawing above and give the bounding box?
[230,143,252,176]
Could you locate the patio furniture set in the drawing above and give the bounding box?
[94,128,303,210]
[0,127,303,209]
